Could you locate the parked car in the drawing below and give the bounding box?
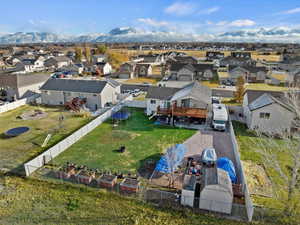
[143,82,151,86]
[201,148,217,166]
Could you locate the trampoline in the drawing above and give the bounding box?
[5,127,30,137]
[112,111,130,120]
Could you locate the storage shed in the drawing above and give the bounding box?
[181,175,197,207]
[199,167,233,214]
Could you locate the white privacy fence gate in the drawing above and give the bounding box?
[124,100,146,108]
[0,94,40,114]
[24,96,132,176]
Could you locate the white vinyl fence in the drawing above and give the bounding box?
[0,94,40,114]
[125,100,146,108]
[228,118,254,221]
[24,96,131,176]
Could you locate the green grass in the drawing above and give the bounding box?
[54,108,196,173]
[0,175,278,225]
[0,105,91,174]
[232,121,299,212]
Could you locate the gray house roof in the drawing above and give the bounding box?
[145,86,180,100]
[171,82,212,106]
[245,90,284,104]
[40,78,113,94]
[248,92,294,112]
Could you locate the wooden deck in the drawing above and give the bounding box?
[157,106,208,119]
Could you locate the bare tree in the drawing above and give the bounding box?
[165,145,178,188]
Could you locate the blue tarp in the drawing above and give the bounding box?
[217,157,237,183]
[112,111,130,120]
[155,144,187,173]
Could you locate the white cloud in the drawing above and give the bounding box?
[216,21,228,26]
[199,7,220,15]
[165,2,195,16]
[137,18,169,27]
[281,7,300,15]
[228,19,256,27]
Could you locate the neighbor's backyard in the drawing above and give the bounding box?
[0,105,91,174]
[54,108,196,173]
[232,121,299,214]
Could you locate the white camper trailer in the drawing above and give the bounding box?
[212,104,228,131]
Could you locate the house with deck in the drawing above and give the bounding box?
[146,82,212,123]
[40,78,121,111]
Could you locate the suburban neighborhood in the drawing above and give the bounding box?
[0,1,300,225]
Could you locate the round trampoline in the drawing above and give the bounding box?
[112,111,130,120]
[5,127,30,137]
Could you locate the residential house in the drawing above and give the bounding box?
[168,63,217,81]
[40,78,121,111]
[19,56,45,73]
[95,62,112,75]
[57,64,84,75]
[206,51,225,61]
[146,82,212,122]
[173,56,198,64]
[44,56,72,69]
[243,90,295,135]
[117,62,136,79]
[228,66,267,83]
[0,73,50,101]
[220,56,256,67]
[92,54,107,63]
[231,52,251,59]
[134,63,152,77]
[138,54,164,64]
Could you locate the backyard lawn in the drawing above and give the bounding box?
[232,121,299,213]
[0,105,91,174]
[54,108,196,173]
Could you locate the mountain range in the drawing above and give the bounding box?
[0,27,300,44]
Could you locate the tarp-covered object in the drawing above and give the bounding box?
[112,111,130,120]
[155,144,187,173]
[217,157,237,183]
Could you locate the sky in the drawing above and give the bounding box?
[0,0,300,35]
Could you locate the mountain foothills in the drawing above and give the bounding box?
[1,27,300,44]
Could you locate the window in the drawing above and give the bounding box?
[150,100,156,104]
[260,112,270,119]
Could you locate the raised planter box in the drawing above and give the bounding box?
[120,178,140,193]
[97,174,117,189]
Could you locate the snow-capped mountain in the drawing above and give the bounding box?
[0,27,300,44]
[0,32,69,44]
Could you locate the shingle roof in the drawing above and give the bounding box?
[229,66,267,73]
[145,86,180,100]
[245,90,284,104]
[248,92,293,112]
[40,78,111,94]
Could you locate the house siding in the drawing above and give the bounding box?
[249,103,294,134]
